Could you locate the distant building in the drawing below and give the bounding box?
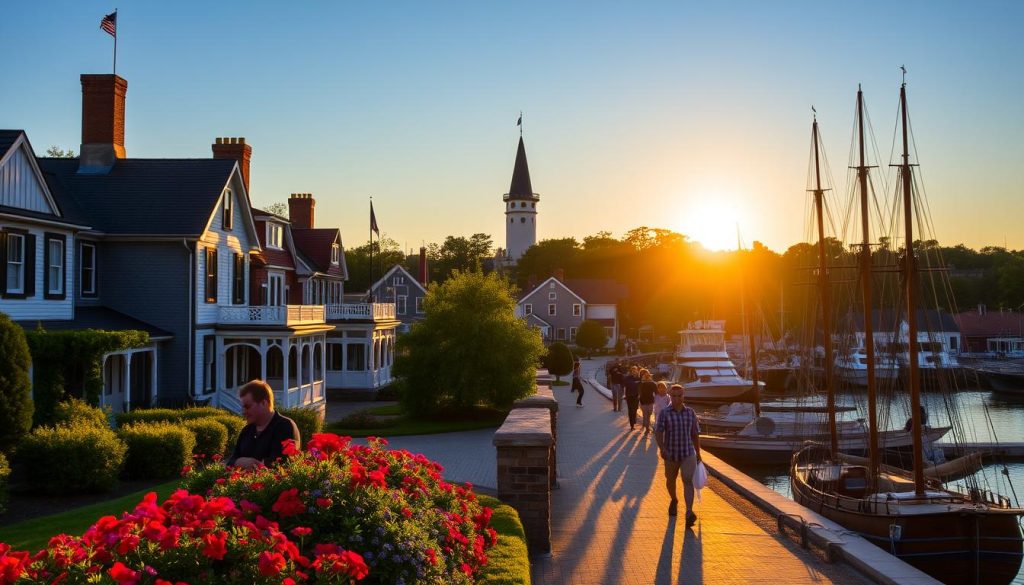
[515,270,627,347]
[370,252,428,333]
[955,306,1024,356]
[502,135,539,262]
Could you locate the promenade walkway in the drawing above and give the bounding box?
[528,357,870,584]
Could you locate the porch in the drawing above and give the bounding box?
[213,332,328,415]
[99,344,160,414]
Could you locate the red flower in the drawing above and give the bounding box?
[424,548,438,566]
[368,469,387,488]
[290,526,312,538]
[271,488,306,518]
[180,465,192,475]
[258,551,286,577]
[201,531,228,560]
[313,550,369,581]
[281,439,300,457]
[108,562,140,584]
[315,497,332,508]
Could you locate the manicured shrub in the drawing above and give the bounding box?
[213,414,247,446]
[177,405,232,420]
[115,407,183,426]
[0,312,34,453]
[118,422,196,479]
[17,423,126,494]
[181,418,229,459]
[278,406,322,446]
[52,397,110,429]
[334,410,392,430]
[544,342,574,381]
[575,319,609,357]
[0,452,9,515]
[476,494,530,585]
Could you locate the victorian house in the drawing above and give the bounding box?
[515,270,626,347]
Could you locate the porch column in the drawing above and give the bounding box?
[282,340,291,408]
[124,353,133,413]
[260,338,268,382]
[295,339,304,408]
[150,347,158,407]
[216,336,226,398]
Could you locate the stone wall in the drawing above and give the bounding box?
[493,406,553,553]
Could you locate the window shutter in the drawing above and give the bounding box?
[23,233,36,297]
[54,236,67,300]
[0,232,7,296]
[43,234,51,295]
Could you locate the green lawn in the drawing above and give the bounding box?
[0,479,182,552]
[326,406,507,437]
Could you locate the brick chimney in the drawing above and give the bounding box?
[418,246,429,286]
[212,137,252,195]
[79,74,127,172]
[288,193,315,228]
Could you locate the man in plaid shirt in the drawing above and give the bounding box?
[654,384,702,526]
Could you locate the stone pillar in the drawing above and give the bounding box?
[513,385,558,488]
[493,408,553,554]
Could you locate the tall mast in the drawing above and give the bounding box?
[855,86,881,486]
[738,230,761,417]
[898,81,926,495]
[812,116,838,456]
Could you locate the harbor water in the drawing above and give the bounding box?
[720,387,1024,584]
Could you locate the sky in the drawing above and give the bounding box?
[3,1,1023,254]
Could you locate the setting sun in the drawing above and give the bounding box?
[674,198,745,252]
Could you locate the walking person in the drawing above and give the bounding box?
[653,381,671,428]
[638,369,658,433]
[654,384,702,527]
[609,361,624,412]
[571,359,585,407]
[623,365,641,430]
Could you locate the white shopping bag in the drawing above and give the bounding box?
[693,461,708,502]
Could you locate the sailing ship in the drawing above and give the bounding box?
[790,81,1023,584]
[668,320,764,403]
[834,345,899,386]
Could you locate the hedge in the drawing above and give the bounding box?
[17,423,126,494]
[181,418,229,459]
[117,423,196,479]
[278,406,322,446]
[212,415,247,447]
[52,398,110,430]
[0,312,33,453]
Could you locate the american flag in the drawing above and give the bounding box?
[370,201,380,236]
[100,11,117,37]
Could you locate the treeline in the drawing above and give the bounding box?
[343,228,1024,340]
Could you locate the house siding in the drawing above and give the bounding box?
[195,187,255,325]
[370,266,426,331]
[518,279,584,341]
[98,241,192,403]
[0,221,75,321]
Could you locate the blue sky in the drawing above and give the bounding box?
[3,1,1023,253]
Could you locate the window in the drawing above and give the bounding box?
[2,231,32,298]
[570,327,577,341]
[524,303,533,315]
[346,344,366,371]
[548,291,556,300]
[950,336,959,351]
[80,242,97,297]
[557,328,566,340]
[520,217,526,223]
[268,273,284,306]
[205,248,218,303]
[415,297,424,314]
[232,253,245,304]
[203,336,216,394]
[549,282,555,289]
[44,235,65,298]
[267,223,283,249]
[331,243,340,265]
[397,295,407,315]
[222,189,233,230]
[548,304,556,316]
[327,344,343,370]
[572,304,581,316]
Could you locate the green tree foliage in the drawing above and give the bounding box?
[544,342,574,381]
[263,201,289,218]
[0,312,33,453]
[344,236,407,293]
[575,320,608,356]
[394,270,545,413]
[514,238,581,285]
[45,146,76,158]
[428,233,493,282]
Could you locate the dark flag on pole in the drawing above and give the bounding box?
[100,11,117,37]
[370,201,380,236]
[516,114,522,127]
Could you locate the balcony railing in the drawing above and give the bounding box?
[218,304,326,326]
[325,302,396,321]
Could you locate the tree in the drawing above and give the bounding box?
[0,312,33,453]
[45,146,75,158]
[428,234,493,282]
[344,236,407,292]
[263,202,289,218]
[575,320,608,357]
[394,270,544,414]
[545,342,574,381]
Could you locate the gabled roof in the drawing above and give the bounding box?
[292,228,347,279]
[955,310,1024,337]
[841,309,959,333]
[0,130,21,159]
[371,264,426,295]
[518,276,586,304]
[563,278,629,304]
[0,130,79,224]
[17,306,172,340]
[506,136,537,201]
[252,216,296,270]
[526,313,551,329]
[37,157,239,236]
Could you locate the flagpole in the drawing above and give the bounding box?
[369,197,374,302]
[112,9,118,76]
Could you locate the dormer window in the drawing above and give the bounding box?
[394,276,404,285]
[331,243,340,265]
[267,223,283,249]
[222,189,233,230]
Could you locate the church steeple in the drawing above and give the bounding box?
[507,136,535,200]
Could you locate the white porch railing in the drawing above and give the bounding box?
[218,304,326,326]
[325,303,396,321]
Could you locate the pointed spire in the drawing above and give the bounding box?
[507,136,536,200]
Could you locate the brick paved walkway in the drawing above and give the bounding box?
[529,358,869,584]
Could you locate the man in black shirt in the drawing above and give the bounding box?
[226,379,301,469]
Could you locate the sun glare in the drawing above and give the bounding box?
[675,199,744,252]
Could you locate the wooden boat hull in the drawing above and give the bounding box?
[683,381,763,404]
[701,426,951,463]
[977,369,1024,394]
[792,448,1024,585]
